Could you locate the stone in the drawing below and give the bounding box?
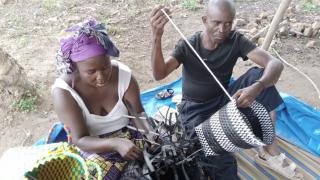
[234,18,247,27]
[312,22,320,32]
[304,27,313,37]
[279,26,289,36]
[255,17,263,25]
[279,20,290,27]
[312,30,319,37]
[258,38,264,46]
[249,27,258,35]
[286,6,296,14]
[306,40,320,48]
[259,11,268,19]
[268,15,274,22]
[246,22,258,30]
[289,18,297,23]
[291,23,305,33]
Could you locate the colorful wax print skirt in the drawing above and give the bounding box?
[80,127,145,180]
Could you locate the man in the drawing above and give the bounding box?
[150,0,301,179]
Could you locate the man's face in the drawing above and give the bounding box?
[202,7,234,44]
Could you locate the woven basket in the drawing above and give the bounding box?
[24,142,102,180]
[25,123,103,180]
[195,101,275,156]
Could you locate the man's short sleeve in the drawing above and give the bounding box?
[238,34,257,61]
[170,39,186,64]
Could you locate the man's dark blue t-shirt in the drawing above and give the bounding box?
[171,31,256,102]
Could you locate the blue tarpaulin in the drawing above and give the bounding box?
[140,78,320,156]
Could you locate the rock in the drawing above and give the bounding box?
[279,26,289,36]
[249,27,258,34]
[246,22,258,29]
[306,40,320,48]
[268,15,274,22]
[289,18,297,23]
[259,11,268,19]
[279,20,290,27]
[171,0,180,6]
[291,23,305,33]
[295,4,303,11]
[312,22,320,32]
[294,47,301,52]
[234,18,247,27]
[198,0,204,4]
[312,30,319,37]
[0,0,16,5]
[286,6,296,14]
[304,27,313,37]
[258,38,264,46]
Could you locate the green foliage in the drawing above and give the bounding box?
[301,0,319,11]
[13,92,38,113]
[181,0,198,9]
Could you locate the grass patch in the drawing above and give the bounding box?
[13,91,38,113]
[104,20,121,35]
[107,25,121,35]
[18,36,28,47]
[301,0,319,11]
[181,0,198,10]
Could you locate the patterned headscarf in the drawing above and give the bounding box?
[56,18,120,74]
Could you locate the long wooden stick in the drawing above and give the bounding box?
[262,0,292,50]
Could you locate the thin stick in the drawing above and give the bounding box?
[161,9,234,102]
[127,125,160,136]
[122,114,147,120]
[175,148,203,165]
[273,48,320,101]
[262,0,292,50]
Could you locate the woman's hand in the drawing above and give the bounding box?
[112,138,143,160]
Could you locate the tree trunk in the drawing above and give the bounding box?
[0,48,34,99]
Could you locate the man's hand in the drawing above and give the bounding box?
[150,6,170,37]
[233,82,264,108]
[113,138,143,160]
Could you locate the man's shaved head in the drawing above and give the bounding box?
[201,0,236,46]
[207,0,236,18]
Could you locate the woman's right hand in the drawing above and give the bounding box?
[113,138,143,160]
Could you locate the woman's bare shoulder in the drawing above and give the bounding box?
[59,74,73,86]
[52,75,73,97]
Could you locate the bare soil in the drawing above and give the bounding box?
[0,0,319,156]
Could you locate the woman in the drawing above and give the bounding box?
[52,18,152,179]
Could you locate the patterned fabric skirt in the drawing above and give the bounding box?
[80,127,145,180]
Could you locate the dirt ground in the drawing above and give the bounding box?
[0,0,319,156]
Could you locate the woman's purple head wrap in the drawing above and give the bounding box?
[56,18,119,74]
